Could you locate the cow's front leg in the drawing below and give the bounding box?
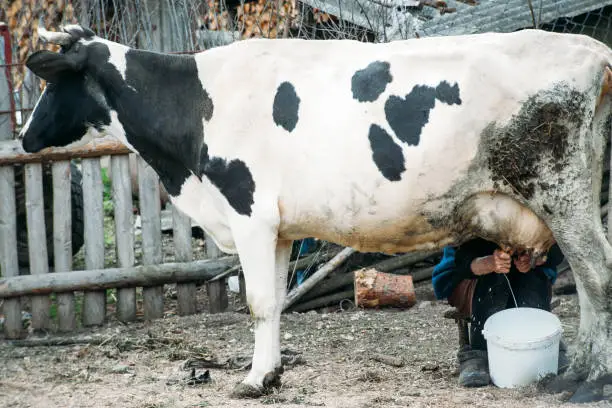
[540,218,612,403]
[229,222,292,399]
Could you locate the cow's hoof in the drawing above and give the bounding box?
[263,366,284,389]
[230,367,284,399]
[230,383,264,399]
[568,375,612,403]
[540,372,612,403]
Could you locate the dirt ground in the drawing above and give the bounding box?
[1,281,608,408]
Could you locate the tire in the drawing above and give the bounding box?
[14,162,85,267]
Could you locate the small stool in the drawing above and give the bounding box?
[443,308,471,348]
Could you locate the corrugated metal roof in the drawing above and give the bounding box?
[298,0,612,40]
[419,0,612,37]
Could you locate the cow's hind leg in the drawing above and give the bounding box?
[540,213,612,403]
[229,216,292,398]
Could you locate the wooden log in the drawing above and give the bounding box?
[295,265,434,310]
[283,247,356,311]
[411,265,435,282]
[138,158,164,320]
[173,205,196,316]
[299,252,435,303]
[82,158,106,326]
[299,271,353,303]
[354,268,416,309]
[25,163,51,330]
[52,161,75,332]
[207,279,229,313]
[0,258,237,298]
[111,155,136,322]
[0,138,131,165]
[372,250,441,272]
[0,166,22,339]
[288,289,355,313]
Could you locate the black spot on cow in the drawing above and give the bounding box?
[199,145,255,216]
[203,88,214,121]
[88,43,255,215]
[385,81,461,147]
[435,81,462,105]
[273,81,300,132]
[481,85,586,200]
[351,61,393,102]
[368,124,405,181]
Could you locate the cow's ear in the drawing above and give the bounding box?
[26,50,84,83]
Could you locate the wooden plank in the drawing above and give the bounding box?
[239,271,247,305]
[0,138,131,165]
[138,158,164,320]
[0,166,22,338]
[111,155,136,322]
[0,257,238,298]
[52,161,75,332]
[173,205,196,315]
[81,158,106,326]
[0,33,13,141]
[205,233,227,313]
[206,232,222,259]
[207,279,229,313]
[25,163,51,330]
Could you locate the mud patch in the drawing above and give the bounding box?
[482,84,587,199]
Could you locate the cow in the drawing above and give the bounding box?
[18,24,612,402]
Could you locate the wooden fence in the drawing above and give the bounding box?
[0,138,240,340]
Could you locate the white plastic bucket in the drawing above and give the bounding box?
[482,307,563,388]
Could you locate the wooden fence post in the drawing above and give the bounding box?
[82,158,106,326]
[25,163,51,330]
[138,157,164,320]
[206,235,228,313]
[52,161,75,331]
[0,166,22,338]
[111,155,136,322]
[173,205,196,315]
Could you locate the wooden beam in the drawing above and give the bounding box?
[0,258,237,298]
[0,166,22,339]
[0,138,131,165]
[138,157,164,320]
[283,247,356,311]
[173,204,196,316]
[82,158,106,327]
[52,161,76,332]
[25,163,51,330]
[111,155,137,323]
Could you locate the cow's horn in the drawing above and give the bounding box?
[37,27,73,45]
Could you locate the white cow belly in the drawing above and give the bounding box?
[170,174,237,254]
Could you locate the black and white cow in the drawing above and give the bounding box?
[19,25,612,402]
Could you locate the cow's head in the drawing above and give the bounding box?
[19,25,112,153]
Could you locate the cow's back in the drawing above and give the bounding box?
[190,30,612,253]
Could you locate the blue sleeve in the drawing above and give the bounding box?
[431,246,458,300]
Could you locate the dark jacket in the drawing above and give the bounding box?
[431,238,564,300]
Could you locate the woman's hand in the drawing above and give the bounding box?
[471,249,511,275]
